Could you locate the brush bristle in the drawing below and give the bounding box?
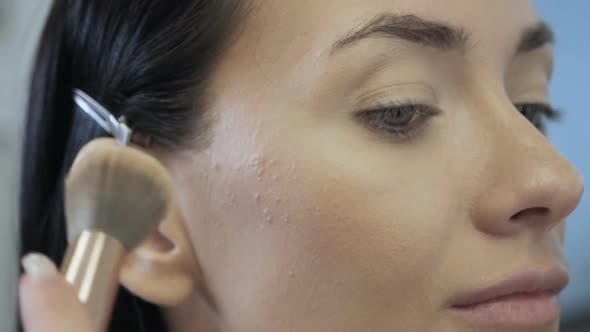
[65,138,173,250]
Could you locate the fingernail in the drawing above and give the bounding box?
[21,253,58,280]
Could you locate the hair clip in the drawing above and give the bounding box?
[73,89,132,145]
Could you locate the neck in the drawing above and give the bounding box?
[165,293,221,332]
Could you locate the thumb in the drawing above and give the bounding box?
[19,253,92,332]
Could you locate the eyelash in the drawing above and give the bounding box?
[515,103,562,133]
[355,103,439,141]
[356,102,561,140]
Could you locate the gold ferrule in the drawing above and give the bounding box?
[61,230,126,332]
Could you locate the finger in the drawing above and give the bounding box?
[19,253,92,332]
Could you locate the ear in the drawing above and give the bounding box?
[119,192,200,307]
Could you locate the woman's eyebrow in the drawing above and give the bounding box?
[516,21,555,54]
[330,14,470,55]
[330,14,555,56]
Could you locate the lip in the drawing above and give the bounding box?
[448,266,569,328]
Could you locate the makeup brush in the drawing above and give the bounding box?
[61,138,173,332]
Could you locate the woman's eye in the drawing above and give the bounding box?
[514,103,562,133]
[355,104,439,140]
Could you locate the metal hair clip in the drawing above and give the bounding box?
[73,89,132,145]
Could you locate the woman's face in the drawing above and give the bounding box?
[164,0,584,331]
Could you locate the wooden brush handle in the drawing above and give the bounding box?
[61,230,125,332]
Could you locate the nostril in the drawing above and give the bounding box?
[510,207,550,221]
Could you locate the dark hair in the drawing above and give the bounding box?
[19,1,247,330]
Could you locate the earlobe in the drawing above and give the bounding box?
[120,202,199,307]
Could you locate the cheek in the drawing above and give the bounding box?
[170,109,468,329]
[258,140,455,303]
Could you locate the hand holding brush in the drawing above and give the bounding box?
[20,138,174,332]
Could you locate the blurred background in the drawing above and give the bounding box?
[0,1,50,332]
[0,1,588,331]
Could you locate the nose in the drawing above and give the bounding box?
[470,102,584,236]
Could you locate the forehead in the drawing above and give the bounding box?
[212,0,542,98]
[241,0,539,60]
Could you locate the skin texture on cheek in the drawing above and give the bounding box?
[168,102,470,331]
